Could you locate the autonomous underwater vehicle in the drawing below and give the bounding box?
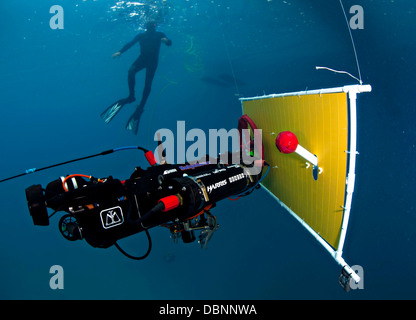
[25,148,266,259]
[2,108,365,291]
[19,116,267,261]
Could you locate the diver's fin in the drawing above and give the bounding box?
[101,97,135,124]
[125,108,144,135]
[101,100,124,124]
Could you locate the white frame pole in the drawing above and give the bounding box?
[240,84,372,101]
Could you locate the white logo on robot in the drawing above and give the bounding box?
[100,207,124,229]
[206,180,227,194]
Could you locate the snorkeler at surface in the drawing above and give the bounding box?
[101,21,172,134]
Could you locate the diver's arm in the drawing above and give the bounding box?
[113,34,142,58]
[161,37,172,46]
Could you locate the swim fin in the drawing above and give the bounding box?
[125,108,144,135]
[101,97,135,124]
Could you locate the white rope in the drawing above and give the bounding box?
[315,66,362,84]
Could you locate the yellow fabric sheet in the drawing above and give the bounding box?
[242,92,348,249]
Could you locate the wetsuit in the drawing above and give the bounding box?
[120,30,169,107]
[101,28,171,134]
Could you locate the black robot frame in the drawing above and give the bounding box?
[25,150,266,260]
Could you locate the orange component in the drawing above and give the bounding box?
[158,195,181,212]
[62,174,91,192]
[145,151,157,166]
[186,204,213,221]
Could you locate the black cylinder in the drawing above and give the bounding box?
[26,184,49,226]
[196,165,250,203]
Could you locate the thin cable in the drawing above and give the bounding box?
[113,146,147,152]
[114,229,152,260]
[339,0,363,84]
[0,152,105,183]
[213,1,240,96]
[0,146,149,184]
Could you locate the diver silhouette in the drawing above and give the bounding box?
[101,21,172,134]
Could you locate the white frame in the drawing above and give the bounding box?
[240,84,372,283]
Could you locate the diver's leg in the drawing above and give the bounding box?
[127,59,146,102]
[125,65,157,134]
[101,60,145,123]
[138,63,157,109]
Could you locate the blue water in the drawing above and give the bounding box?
[0,0,415,300]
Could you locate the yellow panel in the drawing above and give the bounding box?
[242,92,348,249]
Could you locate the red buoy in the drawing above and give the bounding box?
[275,131,299,154]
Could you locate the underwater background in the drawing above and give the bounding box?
[0,0,415,299]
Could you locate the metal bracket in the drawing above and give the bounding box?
[339,266,353,292]
[198,213,219,249]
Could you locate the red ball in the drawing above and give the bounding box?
[275,131,299,154]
